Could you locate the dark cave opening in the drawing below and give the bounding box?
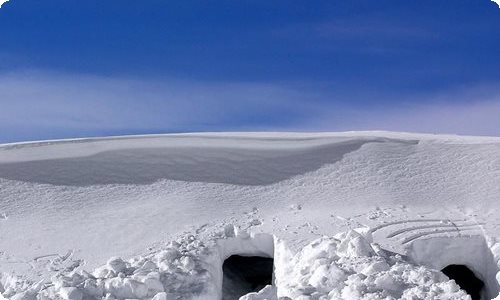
[442,264,485,300]
[222,255,274,300]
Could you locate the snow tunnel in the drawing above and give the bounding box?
[222,255,274,299]
[407,235,499,300]
[441,264,484,300]
[217,232,275,300]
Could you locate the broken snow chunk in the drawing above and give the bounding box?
[106,257,127,273]
[53,273,86,291]
[308,264,347,292]
[155,249,180,262]
[103,293,115,300]
[138,260,157,272]
[361,260,390,276]
[340,274,367,299]
[127,279,148,298]
[10,291,36,300]
[58,287,83,300]
[239,285,277,300]
[143,276,164,296]
[441,281,460,294]
[146,271,161,280]
[93,265,112,279]
[104,278,148,299]
[151,292,169,300]
[374,273,403,297]
[82,279,104,298]
[180,256,195,270]
[337,230,375,257]
[158,261,173,273]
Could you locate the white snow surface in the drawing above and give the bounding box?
[0,131,499,299]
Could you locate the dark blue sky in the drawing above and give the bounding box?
[1,0,500,142]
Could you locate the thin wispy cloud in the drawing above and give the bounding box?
[1,70,500,142]
[305,84,500,136]
[313,20,436,41]
[0,71,317,141]
[271,16,439,56]
[273,13,439,41]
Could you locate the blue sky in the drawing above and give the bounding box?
[1,0,500,142]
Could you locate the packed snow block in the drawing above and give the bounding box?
[238,285,277,300]
[408,235,499,299]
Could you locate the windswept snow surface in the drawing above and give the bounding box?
[0,132,500,299]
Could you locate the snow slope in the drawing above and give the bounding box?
[0,132,499,299]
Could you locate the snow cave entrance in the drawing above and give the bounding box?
[408,235,499,300]
[441,265,484,300]
[219,232,275,300]
[222,255,274,299]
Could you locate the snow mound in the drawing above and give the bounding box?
[275,230,469,300]
[2,228,472,300]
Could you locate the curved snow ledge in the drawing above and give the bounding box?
[0,227,490,300]
[0,138,382,186]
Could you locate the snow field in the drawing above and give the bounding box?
[1,132,500,299]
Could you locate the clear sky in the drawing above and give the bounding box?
[1,0,500,142]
